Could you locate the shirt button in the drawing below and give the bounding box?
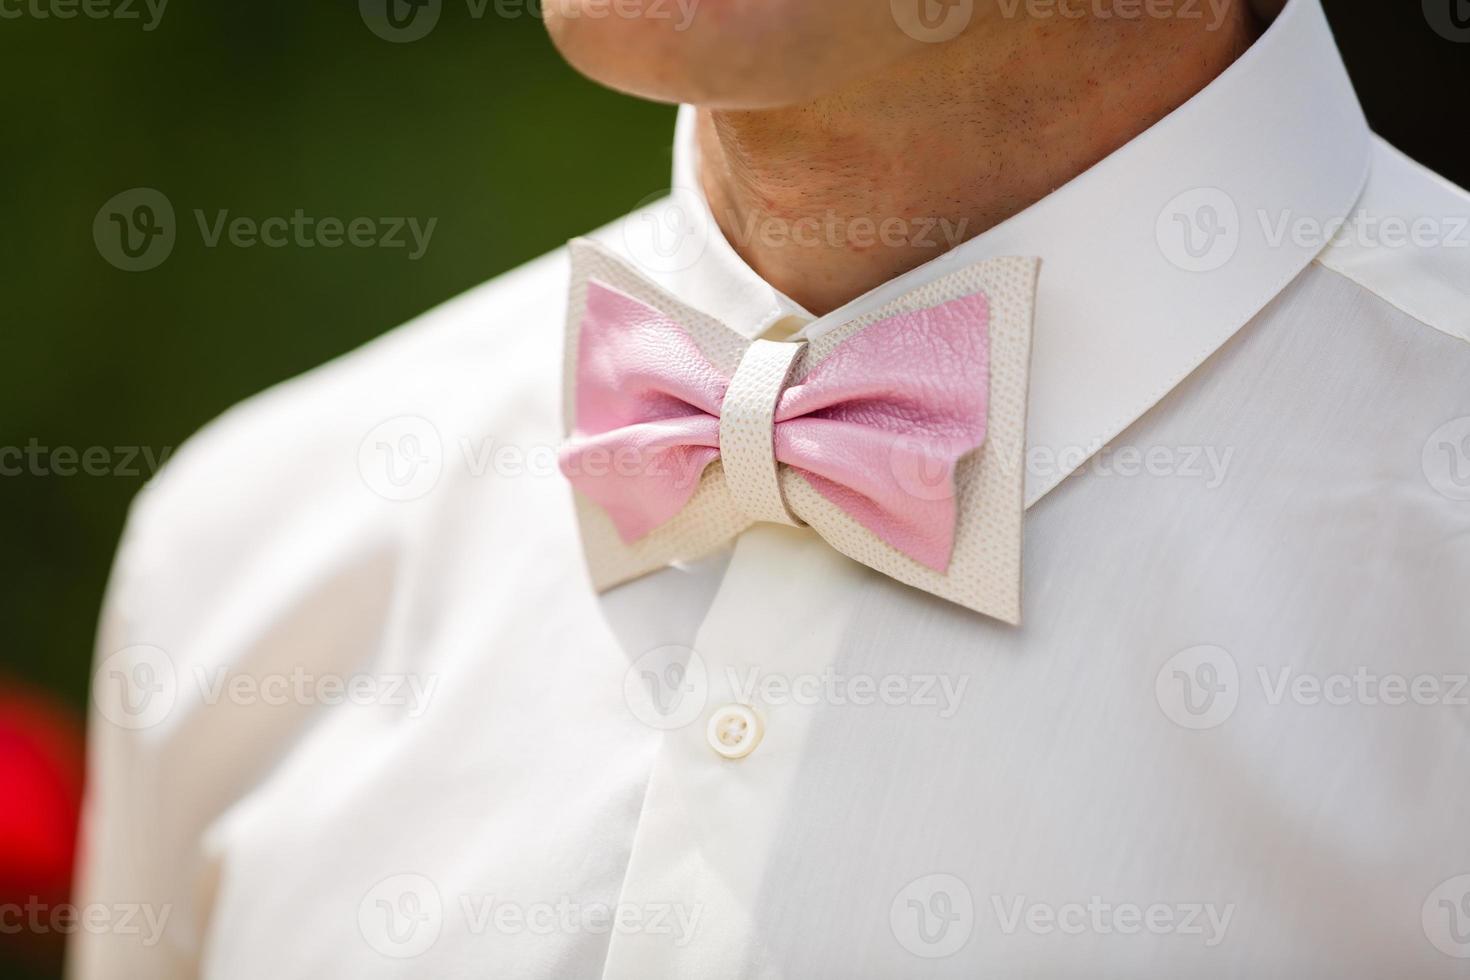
[706,704,763,760]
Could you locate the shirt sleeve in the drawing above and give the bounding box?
[69,487,210,980]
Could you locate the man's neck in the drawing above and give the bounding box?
[697,2,1259,315]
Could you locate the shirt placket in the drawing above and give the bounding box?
[599,523,870,979]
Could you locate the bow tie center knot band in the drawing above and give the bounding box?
[719,338,808,528]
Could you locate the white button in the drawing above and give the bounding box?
[706,704,763,760]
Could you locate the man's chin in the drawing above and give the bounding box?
[543,0,920,110]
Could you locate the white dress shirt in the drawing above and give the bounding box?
[72,0,1470,976]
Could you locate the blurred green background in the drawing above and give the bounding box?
[1,2,675,705]
[0,1,1462,977]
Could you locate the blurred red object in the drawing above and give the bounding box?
[0,679,85,965]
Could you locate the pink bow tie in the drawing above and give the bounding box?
[559,240,1039,622]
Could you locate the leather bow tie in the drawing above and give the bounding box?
[559,239,1039,623]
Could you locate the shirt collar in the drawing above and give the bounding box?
[608,0,1371,507]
